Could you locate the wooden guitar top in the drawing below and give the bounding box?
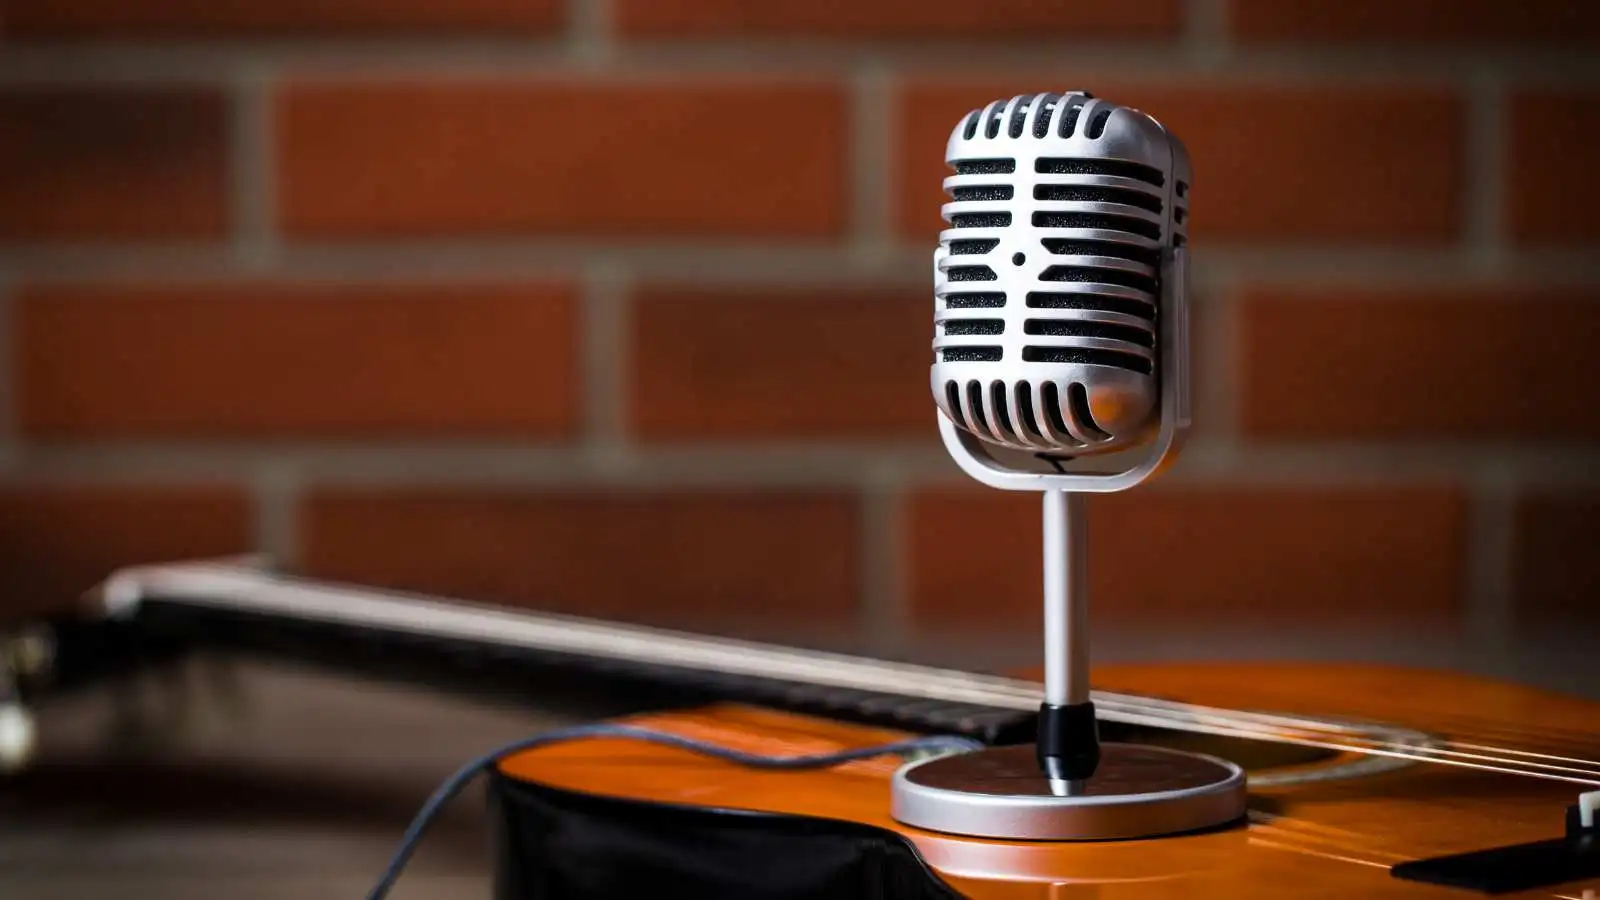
[497,662,1600,899]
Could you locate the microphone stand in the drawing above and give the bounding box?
[1038,489,1099,792]
[891,246,1247,840]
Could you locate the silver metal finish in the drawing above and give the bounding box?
[1041,490,1088,708]
[931,91,1191,464]
[917,92,1247,839]
[892,743,1247,841]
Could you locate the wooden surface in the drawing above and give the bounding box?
[498,662,1600,899]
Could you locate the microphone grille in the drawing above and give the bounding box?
[932,92,1189,453]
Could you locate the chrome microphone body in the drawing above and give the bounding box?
[931,92,1192,785]
[933,91,1190,456]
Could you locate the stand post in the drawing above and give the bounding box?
[1038,490,1099,784]
[889,487,1247,841]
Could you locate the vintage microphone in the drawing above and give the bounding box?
[890,91,1247,841]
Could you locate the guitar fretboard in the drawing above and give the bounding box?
[81,560,1042,744]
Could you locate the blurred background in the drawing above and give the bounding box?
[0,1,1597,896]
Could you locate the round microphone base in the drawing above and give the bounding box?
[890,743,1246,841]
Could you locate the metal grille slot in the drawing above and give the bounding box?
[952,185,1014,202]
[945,265,998,282]
[1041,239,1160,267]
[940,347,1003,362]
[949,239,1000,255]
[1036,157,1165,186]
[950,212,1012,228]
[1026,292,1154,319]
[990,381,1014,438]
[1068,382,1109,438]
[953,159,1016,175]
[1024,319,1155,348]
[1034,184,1162,214]
[942,292,1006,308]
[943,319,1004,336]
[1032,212,1161,241]
[1039,265,1159,294]
[1022,347,1153,375]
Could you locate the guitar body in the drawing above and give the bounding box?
[491,662,1600,899]
[18,563,1596,898]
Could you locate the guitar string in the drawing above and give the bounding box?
[1084,693,1600,772]
[1079,694,1600,777]
[1077,708,1600,787]
[518,624,1600,785]
[1081,696,1600,780]
[1254,696,1600,747]
[121,566,1600,786]
[1358,714,1600,753]
[738,650,1600,779]
[657,650,1600,783]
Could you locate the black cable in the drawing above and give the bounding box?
[365,723,983,900]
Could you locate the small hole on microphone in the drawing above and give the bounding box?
[1041,382,1073,438]
[991,381,1014,437]
[1068,382,1110,440]
[1012,252,1026,266]
[1016,381,1042,439]
[1086,108,1112,139]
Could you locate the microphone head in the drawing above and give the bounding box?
[931,92,1190,456]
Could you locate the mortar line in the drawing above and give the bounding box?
[567,0,613,67]
[230,63,278,271]
[849,62,895,267]
[1463,69,1507,274]
[10,440,1600,485]
[6,43,1600,83]
[251,463,301,572]
[12,243,1600,286]
[859,470,910,658]
[1185,0,1230,70]
[580,260,632,473]
[1195,275,1241,468]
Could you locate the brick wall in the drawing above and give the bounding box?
[2,1,1596,683]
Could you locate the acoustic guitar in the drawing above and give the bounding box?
[6,555,1595,899]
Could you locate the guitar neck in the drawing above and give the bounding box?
[40,559,1039,745]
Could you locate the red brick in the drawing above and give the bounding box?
[894,82,1462,242]
[1513,491,1600,625]
[279,80,848,238]
[1229,0,1600,43]
[16,282,579,438]
[302,489,862,627]
[616,0,1182,40]
[1507,90,1600,244]
[629,286,931,440]
[0,485,251,618]
[906,486,1467,629]
[0,89,227,241]
[1238,287,1600,440]
[2,0,563,37]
